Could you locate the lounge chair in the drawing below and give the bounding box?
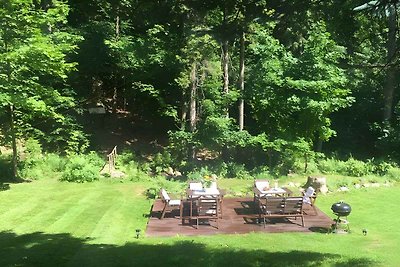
[302,186,317,215]
[159,188,181,219]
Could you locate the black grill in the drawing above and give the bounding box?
[331,201,351,217]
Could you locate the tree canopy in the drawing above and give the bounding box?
[1,0,399,177]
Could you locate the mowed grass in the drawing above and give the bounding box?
[0,179,399,266]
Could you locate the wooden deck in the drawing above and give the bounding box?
[146,197,333,237]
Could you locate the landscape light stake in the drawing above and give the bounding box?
[135,229,141,239]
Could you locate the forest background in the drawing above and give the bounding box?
[1,0,400,181]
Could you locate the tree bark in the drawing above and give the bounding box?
[189,61,197,132]
[189,61,197,160]
[112,86,117,113]
[383,5,397,122]
[222,40,229,118]
[10,104,18,179]
[181,87,188,130]
[238,31,245,131]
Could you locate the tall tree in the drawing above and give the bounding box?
[354,0,399,122]
[0,0,81,178]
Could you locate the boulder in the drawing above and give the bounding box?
[304,176,328,194]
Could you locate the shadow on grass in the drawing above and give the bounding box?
[0,231,377,267]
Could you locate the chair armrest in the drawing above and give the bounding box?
[253,187,263,195]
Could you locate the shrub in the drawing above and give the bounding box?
[226,163,252,179]
[149,151,173,174]
[60,153,103,183]
[344,158,370,177]
[19,153,65,180]
[116,150,137,166]
[187,167,211,181]
[371,160,395,176]
[385,167,400,182]
[318,158,347,174]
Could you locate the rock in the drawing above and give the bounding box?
[338,186,349,192]
[174,170,182,177]
[354,184,361,189]
[370,183,380,188]
[165,167,174,176]
[304,176,329,194]
[363,183,370,188]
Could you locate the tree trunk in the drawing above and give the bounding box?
[115,15,120,38]
[222,40,229,118]
[188,61,197,160]
[238,32,245,131]
[112,14,120,114]
[189,61,197,132]
[181,87,188,130]
[112,86,117,113]
[383,5,397,122]
[10,104,18,179]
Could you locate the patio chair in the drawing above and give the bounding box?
[194,196,220,229]
[302,186,318,215]
[284,197,305,227]
[159,188,181,219]
[258,196,304,227]
[253,179,271,204]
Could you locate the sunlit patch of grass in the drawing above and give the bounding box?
[0,178,399,266]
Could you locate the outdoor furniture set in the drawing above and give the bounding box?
[159,179,318,229]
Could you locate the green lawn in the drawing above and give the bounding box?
[0,179,398,266]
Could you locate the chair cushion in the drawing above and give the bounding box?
[169,199,181,206]
[305,186,315,197]
[161,189,170,201]
[208,181,218,190]
[256,181,270,191]
[189,182,203,190]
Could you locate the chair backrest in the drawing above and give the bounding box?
[305,186,316,197]
[160,188,170,202]
[197,197,219,217]
[284,197,303,214]
[265,197,285,214]
[255,179,270,191]
[189,182,203,191]
[208,181,218,190]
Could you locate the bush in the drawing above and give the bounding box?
[116,150,138,166]
[344,158,370,177]
[187,167,211,181]
[226,163,252,179]
[149,151,173,174]
[60,153,103,183]
[371,160,395,176]
[318,158,347,174]
[385,167,400,182]
[20,149,66,180]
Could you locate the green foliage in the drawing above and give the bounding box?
[60,153,103,183]
[0,0,85,164]
[225,163,252,179]
[0,155,12,180]
[20,152,66,180]
[318,158,347,174]
[385,167,400,182]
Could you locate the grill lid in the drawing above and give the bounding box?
[331,201,351,216]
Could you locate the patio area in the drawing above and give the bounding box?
[146,197,334,237]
